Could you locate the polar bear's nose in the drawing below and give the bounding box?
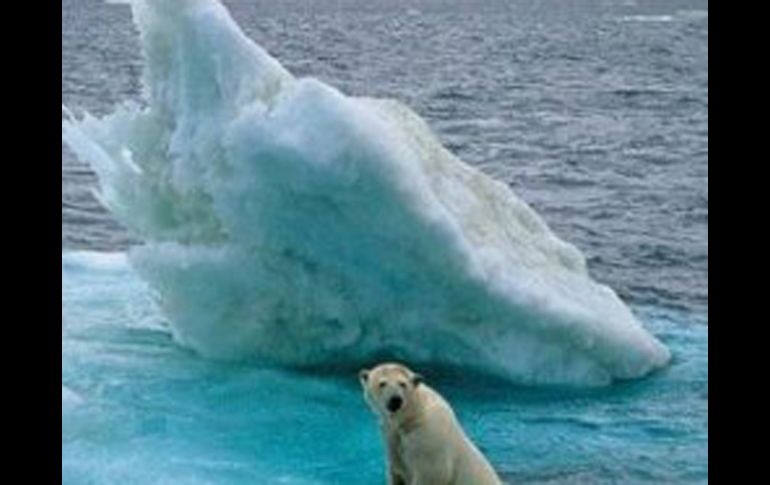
[387,395,403,412]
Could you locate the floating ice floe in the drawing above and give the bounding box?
[63,0,670,385]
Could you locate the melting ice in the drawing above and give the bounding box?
[62,0,669,386]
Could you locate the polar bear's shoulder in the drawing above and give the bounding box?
[420,386,457,418]
[400,384,502,484]
[410,385,461,438]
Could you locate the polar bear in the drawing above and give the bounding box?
[359,362,502,485]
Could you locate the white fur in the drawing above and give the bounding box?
[361,363,502,485]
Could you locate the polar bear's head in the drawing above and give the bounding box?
[359,362,424,418]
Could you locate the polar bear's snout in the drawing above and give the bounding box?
[386,395,403,413]
[380,380,407,414]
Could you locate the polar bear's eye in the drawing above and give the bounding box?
[378,381,387,389]
[398,381,407,389]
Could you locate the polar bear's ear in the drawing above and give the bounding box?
[359,369,370,383]
[411,373,424,387]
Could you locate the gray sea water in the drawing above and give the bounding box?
[62,0,708,319]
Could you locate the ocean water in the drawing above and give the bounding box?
[62,253,706,484]
[62,0,708,483]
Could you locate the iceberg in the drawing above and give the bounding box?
[62,0,670,385]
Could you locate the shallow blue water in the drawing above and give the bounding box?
[63,252,707,484]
